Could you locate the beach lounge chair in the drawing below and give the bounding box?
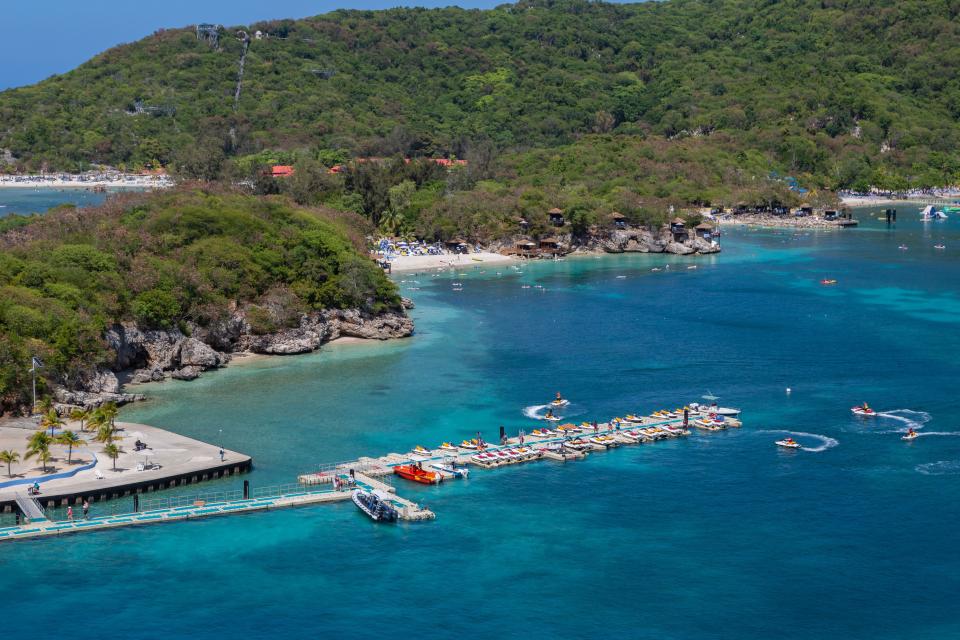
[95,469,104,480]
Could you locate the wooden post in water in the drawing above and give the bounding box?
[133,494,139,512]
[243,480,250,499]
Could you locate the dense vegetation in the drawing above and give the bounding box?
[3,0,960,192]
[0,189,400,412]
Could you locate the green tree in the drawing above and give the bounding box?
[0,449,20,477]
[102,443,121,471]
[40,408,62,436]
[25,431,52,473]
[69,407,89,432]
[56,430,82,464]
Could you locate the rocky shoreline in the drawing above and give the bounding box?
[595,227,720,255]
[718,215,856,229]
[53,304,414,410]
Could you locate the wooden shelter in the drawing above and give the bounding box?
[547,208,565,226]
[611,212,627,229]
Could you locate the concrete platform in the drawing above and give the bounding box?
[0,422,252,511]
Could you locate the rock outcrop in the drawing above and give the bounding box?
[56,307,414,409]
[598,227,718,255]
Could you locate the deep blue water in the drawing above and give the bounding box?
[0,187,117,216]
[3,206,960,638]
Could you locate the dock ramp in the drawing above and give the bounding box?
[15,493,47,522]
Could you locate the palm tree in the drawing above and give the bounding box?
[34,449,53,474]
[40,408,62,436]
[69,408,89,432]
[94,422,117,444]
[36,396,53,416]
[87,408,106,433]
[102,443,121,471]
[25,432,52,473]
[56,431,82,464]
[0,450,20,477]
[101,402,118,430]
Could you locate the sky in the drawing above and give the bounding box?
[0,0,503,91]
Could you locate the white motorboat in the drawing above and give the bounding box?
[902,431,919,442]
[430,462,470,478]
[776,438,802,449]
[851,404,877,417]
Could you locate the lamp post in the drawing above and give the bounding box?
[29,356,43,415]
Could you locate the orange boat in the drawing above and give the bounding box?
[393,464,442,484]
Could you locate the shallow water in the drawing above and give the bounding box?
[4,206,960,638]
[0,187,126,216]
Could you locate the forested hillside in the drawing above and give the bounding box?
[0,189,400,411]
[2,0,960,190]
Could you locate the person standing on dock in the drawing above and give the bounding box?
[67,506,73,521]
[219,448,225,462]
[82,500,89,519]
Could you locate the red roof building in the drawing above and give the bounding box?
[271,165,295,177]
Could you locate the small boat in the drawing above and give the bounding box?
[430,462,470,478]
[902,430,919,442]
[689,402,740,417]
[935,244,946,250]
[394,464,442,484]
[920,205,948,220]
[410,445,431,457]
[459,439,479,450]
[851,404,877,417]
[543,413,562,422]
[620,430,647,443]
[898,245,908,251]
[550,393,570,407]
[565,438,591,451]
[438,442,458,452]
[590,435,618,447]
[821,279,837,285]
[624,414,644,423]
[776,438,801,449]
[352,489,398,522]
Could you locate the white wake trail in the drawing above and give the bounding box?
[758,429,839,453]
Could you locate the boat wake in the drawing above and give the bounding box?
[522,403,585,420]
[758,430,839,452]
[523,404,551,419]
[914,432,960,438]
[877,409,931,428]
[916,460,960,476]
[874,409,932,433]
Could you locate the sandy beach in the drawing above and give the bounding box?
[0,174,173,190]
[388,251,518,273]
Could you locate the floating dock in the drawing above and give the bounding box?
[1,408,737,542]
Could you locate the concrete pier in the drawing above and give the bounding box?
[0,407,738,542]
[0,422,252,512]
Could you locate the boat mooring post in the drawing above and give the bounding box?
[243,480,250,499]
[133,494,139,513]
[683,409,689,428]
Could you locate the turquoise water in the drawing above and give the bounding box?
[4,206,960,638]
[0,187,121,216]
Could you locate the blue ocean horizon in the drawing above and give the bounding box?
[3,206,959,638]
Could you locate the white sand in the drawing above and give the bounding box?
[388,251,517,273]
[0,175,173,189]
